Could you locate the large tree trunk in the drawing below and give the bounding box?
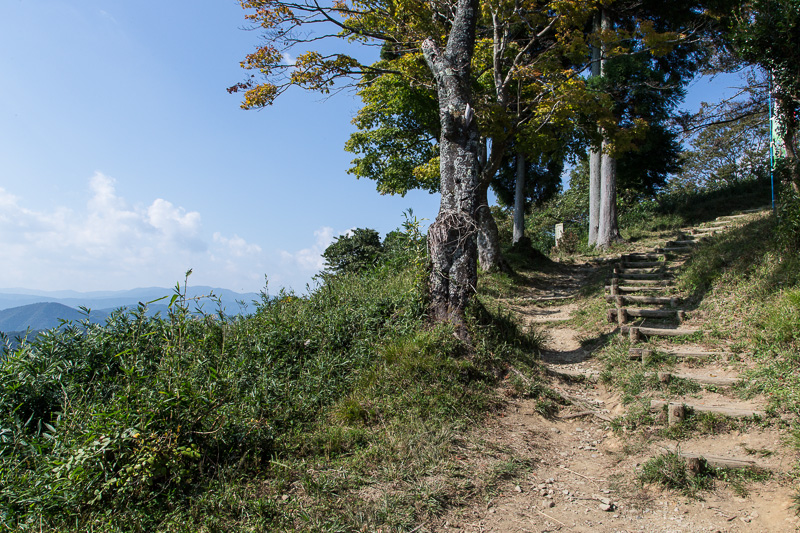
[588,12,602,246]
[589,150,601,245]
[513,152,526,244]
[477,180,512,273]
[595,8,621,249]
[596,141,621,248]
[422,0,481,331]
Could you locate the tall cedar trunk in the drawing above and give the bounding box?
[596,8,621,248]
[513,152,526,244]
[421,0,481,330]
[596,140,621,247]
[587,12,602,246]
[588,150,601,245]
[477,180,512,273]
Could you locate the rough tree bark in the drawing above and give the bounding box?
[422,0,482,330]
[477,179,512,273]
[596,140,621,246]
[513,152,526,244]
[588,12,602,246]
[595,8,621,249]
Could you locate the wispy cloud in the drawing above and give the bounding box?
[98,10,118,24]
[281,52,296,66]
[278,226,352,275]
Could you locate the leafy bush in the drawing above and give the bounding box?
[322,227,383,273]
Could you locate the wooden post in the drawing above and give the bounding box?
[610,278,618,296]
[629,327,641,343]
[617,307,628,326]
[641,349,652,365]
[615,296,624,308]
[677,310,686,322]
[668,403,685,426]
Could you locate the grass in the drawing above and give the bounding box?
[638,452,771,498]
[0,226,556,532]
[2,177,793,526]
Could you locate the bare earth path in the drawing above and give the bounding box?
[438,213,799,532]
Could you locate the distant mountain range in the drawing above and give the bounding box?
[0,287,262,336]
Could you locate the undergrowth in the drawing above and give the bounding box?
[0,225,548,532]
[639,452,770,498]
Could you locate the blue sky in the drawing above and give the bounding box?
[0,1,744,294]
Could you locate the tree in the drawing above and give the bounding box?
[231,0,488,331]
[322,228,384,274]
[344,2,594,272]
[584,0,734,248]
[733,0,800,192]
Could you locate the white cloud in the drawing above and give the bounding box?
[0,173,268,292]
[213,232,262,257]
[278,226,348,273]
[281,52,296,66]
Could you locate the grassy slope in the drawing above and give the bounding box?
[0,239,552,532]
[3,178,796,530]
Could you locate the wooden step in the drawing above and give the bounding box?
[650,400,765,419]
[660,446,762,470]
[718,213,753,220]
[623,252,667,260]
[608,308,684,324]
[622,325,697,342]
[666,240,698,246]
[656,246,693,254]
[607,278,669,286]
[606,295,678,306]
[689,228,720,236]
[621,260,665,268]
[615,267,668,275]
[657,372,741,386]
[606,285,667,293]
[629,348,729,361]
[612,272,671,280]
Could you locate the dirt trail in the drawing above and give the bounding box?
[440,212,799,532]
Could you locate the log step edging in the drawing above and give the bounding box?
[622,325,698,342]
[629,348,731,361]
[607,278,669,286]
[608,308,684,324]
[612,272,672,280]
[657,372,741,387]
[605,295,679,306]
[660,446,763,471]
[621,260,666,268]
[606,285,668,293]
[650,400,765,419]
[656,246,694,254]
